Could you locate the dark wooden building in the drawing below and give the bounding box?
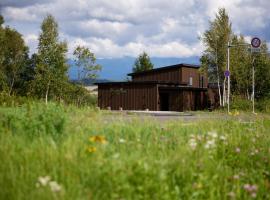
[97,63,217,111]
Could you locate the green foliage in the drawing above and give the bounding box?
[1,104,270,199]
[0,23,29,95]
[31,15,68,103]
[132,52,154,73]
[201,8,232,83]
[231,96,252,111]
[73,45,101,81]
[201,8,270,101]
[0,102,66,139]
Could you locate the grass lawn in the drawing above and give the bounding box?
[1,102,270,199]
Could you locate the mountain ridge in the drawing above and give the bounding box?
[68,56,200,81]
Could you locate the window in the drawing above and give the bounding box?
[189,77,193,86]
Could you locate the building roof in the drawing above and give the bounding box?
[127,63,200,76]
[95,81,188,86]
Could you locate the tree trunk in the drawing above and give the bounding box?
[216,68,222,106]
[222,78,227,106]
[8,76,15,96]
[45,81,51,104]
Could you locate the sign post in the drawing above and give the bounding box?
[251,37,261,114]
[227,42,230,114]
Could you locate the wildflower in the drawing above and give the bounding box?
[233,174,240,180]
[220,135,227,141]
[113,153,120,159]
[197,135,203,141]
[235,147,241,153]
[49,181,62,192]
[38,176,51,186]
[205,140,215,149]
[89,136,107,144]
[189,138,197,150]
[119,138,126,143]
[243,184,258,198]
[208,131,218,138]
[87,146,97,153]
[192,182,203,189]
[233,111,240,116]
[251,193,257,198]
[227,191,235,198]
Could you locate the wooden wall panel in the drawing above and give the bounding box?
[98,84,158,111]
[132,68,181,83]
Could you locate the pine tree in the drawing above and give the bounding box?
[132,52,153,73]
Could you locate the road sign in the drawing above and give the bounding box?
[251,48,261,53]
[251,37,261,48]
[224,70,230,77]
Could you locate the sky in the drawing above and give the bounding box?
[1,0,269,58]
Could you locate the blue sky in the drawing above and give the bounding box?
[1,0,269,58]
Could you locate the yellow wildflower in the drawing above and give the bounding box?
[87,147,97,153]
[89,136,107,144]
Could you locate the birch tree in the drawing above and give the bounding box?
[201,8,233,106]
[32,14,68,103]
[73,45,101,84]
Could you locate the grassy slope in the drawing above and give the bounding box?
[0,103,270,200]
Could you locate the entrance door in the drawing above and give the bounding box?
[159,93,169,111]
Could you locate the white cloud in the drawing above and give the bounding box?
[1,0,269,58]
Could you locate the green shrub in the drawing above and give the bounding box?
[256,98,270,113]
[0,102,66,139]
[231,96,252,111]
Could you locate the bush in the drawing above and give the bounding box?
[0,102,66,139]
[231,96,252,111]
[256,98,270,113]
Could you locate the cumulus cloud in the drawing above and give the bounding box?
[1,0,269,58]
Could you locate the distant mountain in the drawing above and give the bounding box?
[71,78,111,86]
[68,56,200,81]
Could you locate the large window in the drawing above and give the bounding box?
[189,77,193,86]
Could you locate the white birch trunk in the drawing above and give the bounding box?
[222,78,227,106]
[45,81,50,105]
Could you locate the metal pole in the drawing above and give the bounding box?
[252,58,255,114]
[227,42,230,113]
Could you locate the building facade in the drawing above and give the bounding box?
[96,63,217,111]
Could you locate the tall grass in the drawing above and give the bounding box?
[0,103,270,199]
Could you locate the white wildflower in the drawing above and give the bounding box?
[49,181,62,193]
[119,138,126,143]
[205,140,215,149]
[38,176,51,186]
[208,131,218,138]
[235,147,241,153]
[220,135,227,141]
[189,138,197,150]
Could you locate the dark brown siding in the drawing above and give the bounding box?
[132,68,182,83]
[208,88,220,108]
[182,90,208,111]
[181,67,208,88]
[98,83,158,110]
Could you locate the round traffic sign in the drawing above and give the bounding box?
[251,37,261,48]
[224,70,230,78]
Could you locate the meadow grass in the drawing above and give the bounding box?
[1,103,270,200]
